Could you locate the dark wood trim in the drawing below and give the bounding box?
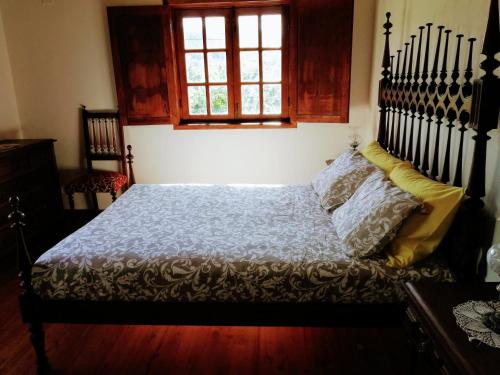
[174,122,296,129]
[107,6,174,126]
[126,145,136,186]
[168,0,290,10]
[296,114,348,123]
[0,139,64,261]
[467,0,500,207]
[175,8,235,121]
[164,5,182,126]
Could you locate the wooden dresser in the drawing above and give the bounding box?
[0,139,63,259]
[404,282,499,375]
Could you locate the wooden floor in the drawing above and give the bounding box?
[0,267,411,375]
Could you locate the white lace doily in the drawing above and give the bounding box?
[453,300,500,348]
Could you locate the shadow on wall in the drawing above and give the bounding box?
[489,130,500,220]
[0,128,21,139]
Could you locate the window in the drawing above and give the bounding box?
[175,7,289,124]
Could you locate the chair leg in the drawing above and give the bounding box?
[90,192,99,210]
[67,193,75,210]
[28,321,50,374]
[111,191,117,202]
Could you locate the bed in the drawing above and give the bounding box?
[9,0,500,373]
[31,184,453,305]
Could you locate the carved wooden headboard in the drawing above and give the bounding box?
[376,0,500,280]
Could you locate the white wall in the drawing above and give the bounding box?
[0,4,20,138]
[0,0,496,213]
[0,0,376,193]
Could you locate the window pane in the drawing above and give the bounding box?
[209,86,229,115]
[207,52,227,83]
[241,85,260,114]
[240,51,259,82]
[263,84,281,114]
[188,86,207,115]
[185,53,205,83]
[262,51,281,82]
[205,17,225,49]
[183,18,203,50]
[238,15,258,48]
[261,15,282,48]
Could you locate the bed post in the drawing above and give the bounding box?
[126,145,136,187]
[452,0,499,280]
[467,0,500,207]
[9,196,50,374]
[377,12,392,148]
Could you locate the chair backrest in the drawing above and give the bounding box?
[81,105,126,174]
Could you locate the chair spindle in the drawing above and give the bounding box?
[421,23,433,177]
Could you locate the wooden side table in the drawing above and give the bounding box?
[404,282,499,375]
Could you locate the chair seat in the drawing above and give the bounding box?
[64,171,128,194]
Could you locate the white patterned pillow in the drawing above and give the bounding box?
[332,170,421,258]
[312,150,378,210]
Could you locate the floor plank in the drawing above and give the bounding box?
[0,270,410,374]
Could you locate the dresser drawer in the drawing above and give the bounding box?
[0,169,58,226]
[0,139,63,259]
[0,224,17,255]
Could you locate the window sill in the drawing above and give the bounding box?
[173,121,296,130]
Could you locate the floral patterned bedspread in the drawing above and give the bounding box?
[32,184,453,304]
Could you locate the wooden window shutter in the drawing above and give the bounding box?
[108,6,177,125]
[293,0,354,123]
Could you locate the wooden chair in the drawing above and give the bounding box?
[64,105,135,210]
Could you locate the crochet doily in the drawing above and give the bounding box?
[453,300,500,348]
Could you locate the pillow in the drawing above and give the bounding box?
[360,141,411,175]
[312,150,377,211]
[386,165,465,268]
[332,170,421,258]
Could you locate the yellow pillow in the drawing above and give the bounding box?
[386,166,465,268]
[360,141,411,175]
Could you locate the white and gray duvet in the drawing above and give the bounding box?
[32,184,453,304]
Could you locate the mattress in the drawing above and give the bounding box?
[32,184,453,304]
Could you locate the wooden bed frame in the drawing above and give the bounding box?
[8,1,500,373]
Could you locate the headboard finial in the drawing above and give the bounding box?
[463,38,477,96]
[375,0,498,278]
[482,0,500,59]
[382,12,393,74]
[406,36,416,84]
